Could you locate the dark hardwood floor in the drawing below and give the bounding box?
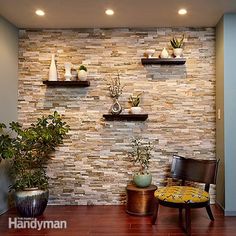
[0,205,235,236]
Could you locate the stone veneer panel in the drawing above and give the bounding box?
[18,28,215,205]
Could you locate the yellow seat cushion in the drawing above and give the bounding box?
[154,186,209,204]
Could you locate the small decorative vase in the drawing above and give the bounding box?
[110,98,122,115]
[64,62,72,81]
[133,173,152,188]
[145,49,155,58]
[160,48,169,58]
[173,48,183,58]
[48,54,57,81]
[130,107,142,114]
[15,188,49,217]
[78,69,88,81]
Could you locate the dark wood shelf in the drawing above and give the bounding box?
[103,114,148,121]
[43,80,90,87]
[141,58,186,65]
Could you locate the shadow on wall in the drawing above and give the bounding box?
[0,160,13,215]
[144,64,187,81]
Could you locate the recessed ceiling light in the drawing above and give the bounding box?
[178,8,187,15]
[35,9,45,16]
[105,9,114,16]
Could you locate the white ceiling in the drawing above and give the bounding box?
[0,0,236,28]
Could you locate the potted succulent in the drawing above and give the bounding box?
[0,111,69,217]
[128,138,153,188]
[130,93,142,114]
[78,65,88,81]
[170,34,184,58]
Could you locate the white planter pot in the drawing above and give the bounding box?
[130,107,142,114]
[78,70,88,81]
[173,48,183,58]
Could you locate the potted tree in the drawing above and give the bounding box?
[129,93,142,114]
[128,138,153,188]
[0,111,69,217]
[170,34,184,58]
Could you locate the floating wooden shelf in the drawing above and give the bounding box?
[141,58,186,65]
[43,80,90,87]
[103,114,148,121]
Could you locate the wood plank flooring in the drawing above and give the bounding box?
[0,205,235,236]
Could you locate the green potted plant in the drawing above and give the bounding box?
[78,64,88,81]
[129,93,142,114]
[128,138,153,188]
[0,111,69,217]
[170,34,184,58]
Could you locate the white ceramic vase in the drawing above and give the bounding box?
[173,48,183,58]
[64,62,72,81]
[160,48,169,58]
[48,54,57,81]
[130,107,142,114]
[145,49,155,58]
[78,70,88,81]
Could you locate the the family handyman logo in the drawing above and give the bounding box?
[8,217,67,230]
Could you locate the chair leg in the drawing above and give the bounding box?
[185,206,191,236]
[152,199,159,225]
[178,207,184,229]
[206,205,214,221]
[179,208,183,221]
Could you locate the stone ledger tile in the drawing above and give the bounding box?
[18,28,216,205]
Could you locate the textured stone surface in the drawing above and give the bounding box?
[18,28,216,205]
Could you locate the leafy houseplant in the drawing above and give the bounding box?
[129,138,153,188]
[130,93,142,107]
[79,65,87,72]
[130,93,142,114]
[78,64,88,81]
[0,111,69,216]
[170,34,185,58]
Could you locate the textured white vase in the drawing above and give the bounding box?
[173,48,183,58]
[145,49,155,58]
[160,48,169,58]
[64,62,72,81]
[78,70,88,81]
[48,54,57,81]
[130,107,142,114]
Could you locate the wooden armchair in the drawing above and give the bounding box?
[152,155,219,235]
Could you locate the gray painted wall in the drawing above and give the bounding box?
[0,16,18,215]
[224,14,236,215]
[216,17,225,209]
[216,13,236,216]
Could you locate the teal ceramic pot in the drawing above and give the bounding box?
[15,188,49,217]
[133,173,152,188]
